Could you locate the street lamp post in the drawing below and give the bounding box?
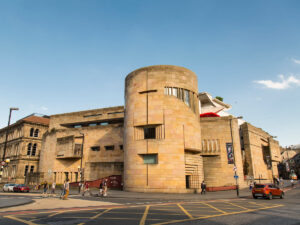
[78,133,85,194]
[0,107,19,182]
[229,116,243,197]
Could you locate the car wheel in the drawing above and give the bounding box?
[253,194,257,199]
[280,192,284,199]
[27,190,29,193]
[268,193,273,200]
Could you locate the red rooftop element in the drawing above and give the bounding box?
[22,116,50,125]
[200,112,220,118]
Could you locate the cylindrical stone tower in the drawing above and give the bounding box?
[124,65,203,193]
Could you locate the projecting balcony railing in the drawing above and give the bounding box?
[201,139,221,156]
[56,144,82,159]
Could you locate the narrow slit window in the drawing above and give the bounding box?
[105,145,114,151]
[30,128,34,137]
[31,144,37,156]
[34,129,39,137]
[27,143,32,156]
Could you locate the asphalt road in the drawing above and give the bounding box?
[0,187,299,225]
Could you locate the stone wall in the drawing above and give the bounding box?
[124,65,202,193]
[200,116,247,189]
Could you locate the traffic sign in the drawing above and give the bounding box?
[234,175,239,179]
[1,161,6,166]
[233,166,237,171]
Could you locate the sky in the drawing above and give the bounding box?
[0,0,299,147]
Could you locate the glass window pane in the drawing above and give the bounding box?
[172,88,178,97]
[143,154,157,164]
[184,90,190,106]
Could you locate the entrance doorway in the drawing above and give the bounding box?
[186,175,191,188]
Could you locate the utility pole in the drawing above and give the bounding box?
[78,133,84,193]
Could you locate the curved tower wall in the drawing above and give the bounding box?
[124,65,202,193]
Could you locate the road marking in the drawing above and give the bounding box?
[201,202,226,214]
[177,203,194,219]
[139,205,150,225]
[226,202,249,210]
[4,215,38,225]
[152,204,283,225]
[48,211,65,218]
[78,208,111,225]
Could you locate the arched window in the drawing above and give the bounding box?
[30,128,34,137]
[27,143,32,155]
[34,129,39,137]
[32,144,37,156]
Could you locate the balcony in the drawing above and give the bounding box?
[56,136,82,159]
[201,139,221,156]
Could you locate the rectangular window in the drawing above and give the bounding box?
[74,125,82,128]
[119,145,123,150]
[105,145,114,151]
[91,146,100,151]
[142,154,158,164]
[144,127,156,139]
[168,87,172,95]
[184,90,190,106]
[101,122,109,126]
[24,165,29,176]
[30,166,34,173]
[164,87,168,95]
[172,87,178,97]
[89,123,97,127]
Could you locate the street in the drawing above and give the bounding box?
[0,187,299,225]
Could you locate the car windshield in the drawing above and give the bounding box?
[254,184,265,188]
[9,184,15,186]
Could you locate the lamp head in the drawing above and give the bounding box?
[10,107,19,111]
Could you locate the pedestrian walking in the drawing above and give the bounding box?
[60,180,66,199]
[201,180,206,195]
[42,181,48,197]
[62,179,70,200]
[99,181,103,197]
[103,179,108,197]
[51,182,56,195]
[249,180,254,190]
[291,179,294,188]
[82,181,92,196]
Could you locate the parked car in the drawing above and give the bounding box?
[2,183,16,192]
[13,184,30,193]
[252,183,284,200]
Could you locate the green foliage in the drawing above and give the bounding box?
[215,96,223,102]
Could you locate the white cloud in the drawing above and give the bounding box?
[292,58,300,65]
[254,74,300,90]
[40,106,48,111]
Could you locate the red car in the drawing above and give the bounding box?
[252,183,284,200]
[13,184,30,193]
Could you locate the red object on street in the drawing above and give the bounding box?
[252,183,284,199]
[200,112,220,117]
[70,175,123,189]
[13,184,30,192]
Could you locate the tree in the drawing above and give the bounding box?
[215,96,223,102]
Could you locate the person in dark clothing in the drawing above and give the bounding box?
[201,180,206,195]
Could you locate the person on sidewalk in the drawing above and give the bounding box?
[62,179,70,200]
[291,179,294,188]
[82,181,92,197]
[103,179,108,197]
[99,181,103,197]
[42,181,48,197]
[51,182,56,196]
[201,180,206,195]
[60,180,66,199]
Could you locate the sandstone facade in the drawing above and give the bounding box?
[0,115,49,184]
[124,65,202,193]
[39,107,124,184]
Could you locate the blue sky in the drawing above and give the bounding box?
[0,0,299,146]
